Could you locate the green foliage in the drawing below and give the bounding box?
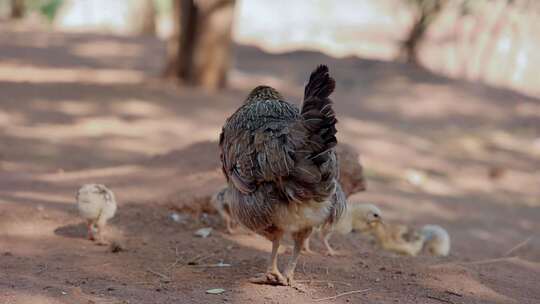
[39,0,63,21]
[21,0,64,21]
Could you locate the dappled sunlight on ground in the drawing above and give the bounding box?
[0,23,538,303]
[0,63,146,84]
[422,264,518,304]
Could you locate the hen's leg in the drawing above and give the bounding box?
[224,216,238,234]
[250,238,286,285]
[224,215,232,234]
[284,228,312,285]
[250,235,286,285]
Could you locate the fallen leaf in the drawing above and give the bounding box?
[206,288,225,294]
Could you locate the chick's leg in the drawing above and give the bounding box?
[94,219,108,246]
[250,237,286,285]
[302,235,315,255]
[284,228,312,285]
[224,215,236,234]
[321,230,338,256]
[86,220,95,241]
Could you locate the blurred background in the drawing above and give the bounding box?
[0,1,539,303]
[2,0,540,94]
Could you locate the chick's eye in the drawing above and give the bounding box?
[374,214,379,218]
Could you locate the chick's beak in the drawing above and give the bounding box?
[368,216,383,227]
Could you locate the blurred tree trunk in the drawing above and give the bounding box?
[10,0,25,19]
[134,0,156,35]
[400,0,447,64]
[164,0,236,90]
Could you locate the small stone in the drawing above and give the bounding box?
[194,227,212,238]
[375,278,381,282]
[170,212,188,223]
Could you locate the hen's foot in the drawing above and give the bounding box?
[302,247,317,255]
[325,248,345,257]
[283,270,296,287]
[249,271,287,286]
[95,238,109,246]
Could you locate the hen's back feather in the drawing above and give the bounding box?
[219,65,339,232]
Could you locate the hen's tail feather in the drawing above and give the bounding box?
[304,65,336,100]
[301,65,338,162]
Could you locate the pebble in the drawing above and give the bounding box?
[194,227,212,238]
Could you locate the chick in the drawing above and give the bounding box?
[368,221,450,257]
[420,224,450,256]
[314,202,382,256]
[335,143,367,196]
[369,221,425,256]
[76,184,117,245]
[210,186,237,234]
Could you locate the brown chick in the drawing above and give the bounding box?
[219,65,340,286]
[210,186,238,234]
[335,143,367,196]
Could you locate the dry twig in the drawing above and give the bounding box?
[313,288,370,302]
[504,236,533,257]
[147,268,171,282]
[426,295,455,304]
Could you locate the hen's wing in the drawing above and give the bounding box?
[219,99,302,194]
[219,65,339,231]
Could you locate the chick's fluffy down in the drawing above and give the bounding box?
[76,184,117,224]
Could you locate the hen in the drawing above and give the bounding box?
[219,65,340,285]
[212,144,366,235]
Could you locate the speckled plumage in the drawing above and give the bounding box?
[219,66,339,235]
[219,65,340,285]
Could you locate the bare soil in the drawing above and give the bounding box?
[0,23,539,304]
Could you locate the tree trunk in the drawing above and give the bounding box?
[10,0,25,19]
[402,14,429,64]
[164,0,235,90]
[401,0,447,64]
[134,0,157,35]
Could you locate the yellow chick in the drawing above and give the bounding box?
[309,203,382,256]
[368,222,450,257]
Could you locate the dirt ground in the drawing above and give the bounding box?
[0,23,539,304]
